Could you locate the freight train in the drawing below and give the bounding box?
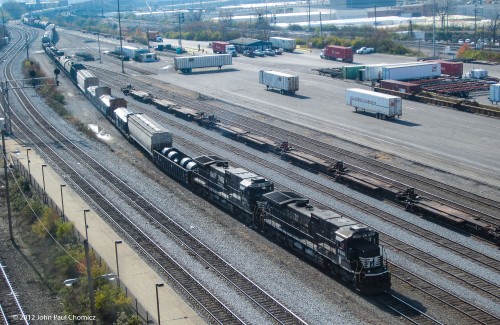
[44,41,392,293]
[120,81,500,246]
[21,15,57,45]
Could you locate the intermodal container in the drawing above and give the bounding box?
[269,37,296,52]
[212,41,230,54]
[98,95,127,117]
[128,113,173,154]
[86,86,111,103]
[437,61,463,77]
[174,54,232,73]
[363,64,386,81]
[259,70,299,95]
[379,80,420,94]
[342,65,365,80]
[345,88,402,119]
[76,69,99,92]
[382,62,441,81]
[489,84,500,104]
[321,45,353,63]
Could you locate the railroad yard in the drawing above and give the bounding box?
[1,20,499,325]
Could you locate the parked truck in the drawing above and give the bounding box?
[147,30,163,42]
[269,37,296,52]
[320,45,353,63]
[174,54,232,73]
[259,70,299,95]
[212,41,237,56]
[345,88,402,119]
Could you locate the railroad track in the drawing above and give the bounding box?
[6,30,307,325]
[61,31,155,76]
[0,27,37,325]
[390,266,500,324]
[375,291,441,325]
[72,30,500,224]
[126,72,500,220]
[116,71,500,232]
[88,69,500,324]
[212,111,500,222]
[0,263,29,325]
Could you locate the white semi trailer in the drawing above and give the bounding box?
[345,88,402,119]
[174,54,232,73]
[259,70,299,95]
[269,37,296,52]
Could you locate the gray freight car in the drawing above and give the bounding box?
[174,54,232,73]
[259,70,299,95]
[128,113,173,155]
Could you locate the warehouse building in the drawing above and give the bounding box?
[229,37,272,53]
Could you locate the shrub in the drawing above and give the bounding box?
[31,205,62,238]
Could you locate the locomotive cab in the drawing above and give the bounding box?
[336,225,391,293]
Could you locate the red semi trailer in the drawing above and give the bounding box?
[320,45,353,63]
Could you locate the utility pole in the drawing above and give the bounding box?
[84,240,97,325]
[374,6,377,29]
[1,124,13,243]
[1,75,59,135]
[25,34,29,60]
[320,12,323,35]
[118,0,125,73]
[433,0,436,57]
[97,33,102,63]
[178,12,183,50]
[147,27,150,52]
[308,0,311,31]
[2,9,6,39]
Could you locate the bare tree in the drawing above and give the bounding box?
[435,0,455,29]
[490,13,500,44]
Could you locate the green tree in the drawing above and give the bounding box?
[2,1,26,19]
[94,284,131,323]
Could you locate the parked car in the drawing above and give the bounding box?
[242,50,255,58]
[274,48,283,55]
[264,49,275,56]
[253,49,266,57]
[356,47,374,54]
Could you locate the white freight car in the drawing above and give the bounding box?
[259,70,299,95]
[345,88,402,119]
[269,37,296,52]
[382,62,441,81]
[174,54,232,73]
[76,69,99,93]
[128,113,173,154]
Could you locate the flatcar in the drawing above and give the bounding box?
[122,85,154,103]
